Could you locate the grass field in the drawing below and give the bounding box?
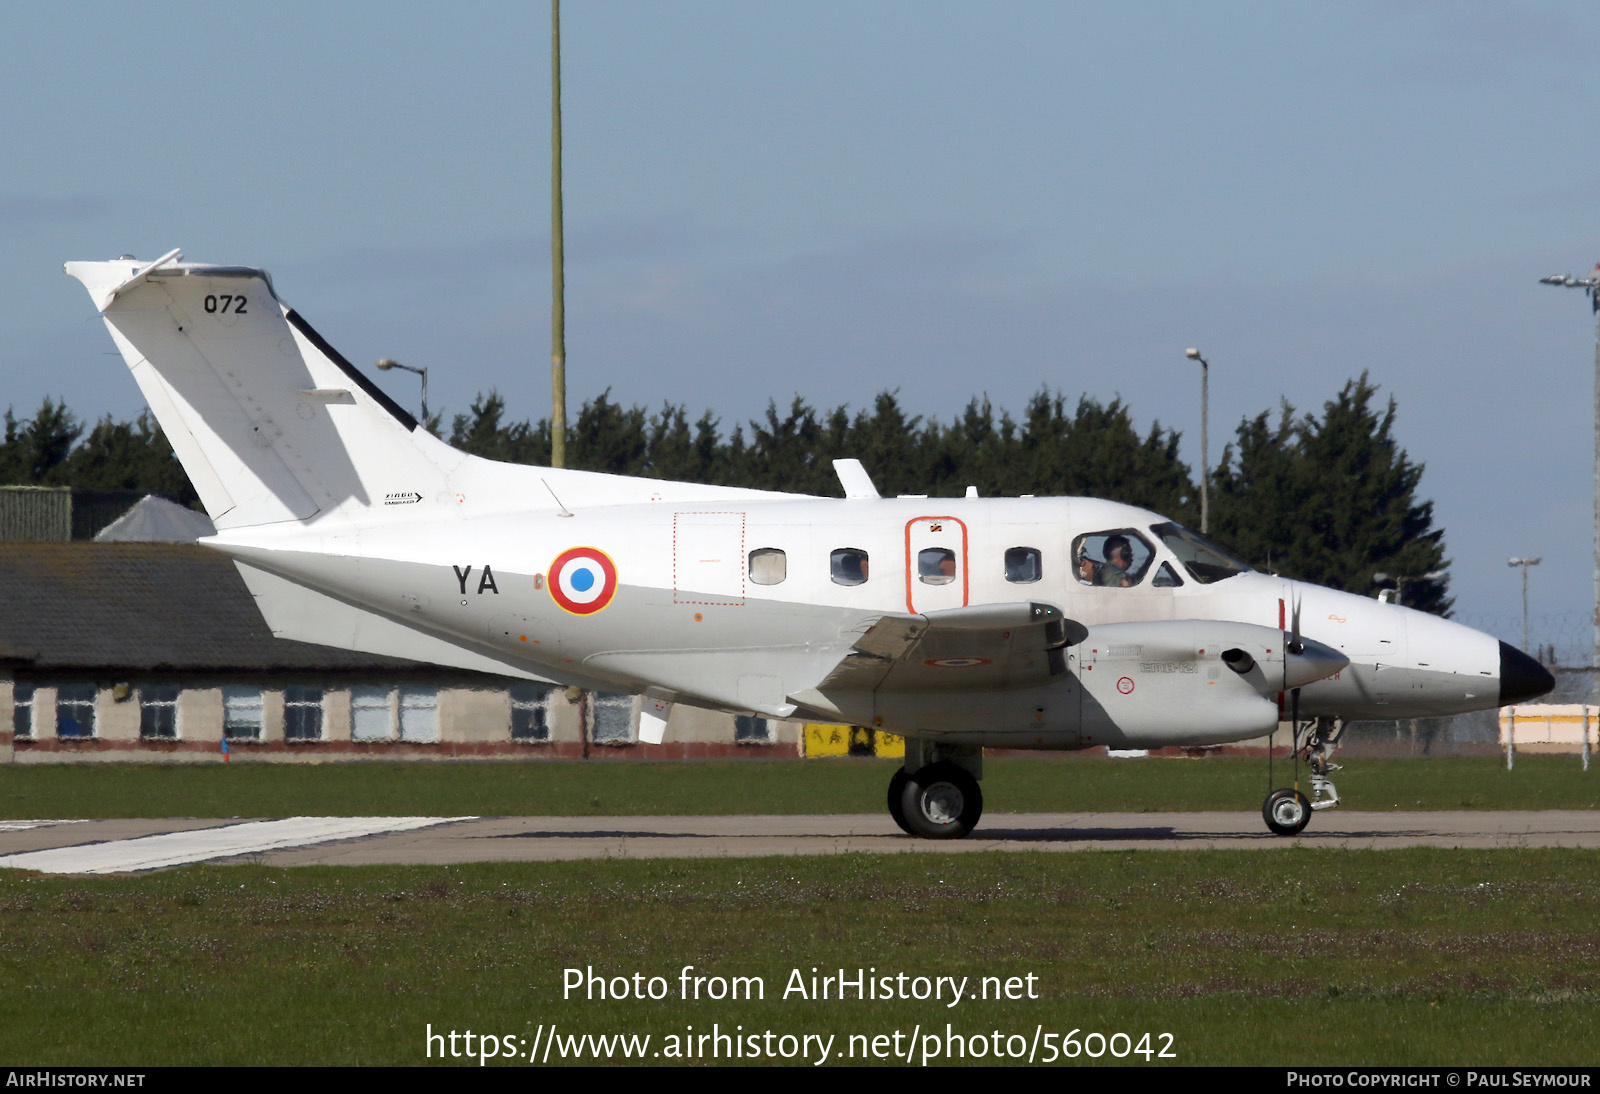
[2,850,1597,1066]
[1,753,1595,819]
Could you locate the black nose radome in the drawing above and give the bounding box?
[1499,642,1556,706]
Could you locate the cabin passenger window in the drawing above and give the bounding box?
[1005,547,1042,583]
[918,547,957,585]
[1072,531,1155,588]
[831,548,869,586]
[749,548,787,585]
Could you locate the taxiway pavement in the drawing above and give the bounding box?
[1,811,1597,873]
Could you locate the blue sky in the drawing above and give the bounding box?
[4,2,1599,648]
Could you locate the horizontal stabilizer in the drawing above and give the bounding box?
[232,561,557,684]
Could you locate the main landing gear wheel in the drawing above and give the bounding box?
[887,768,912,835]
[898,762,983,840]
[1262,787,1312,837]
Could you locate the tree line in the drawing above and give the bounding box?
[0,374,1449,613]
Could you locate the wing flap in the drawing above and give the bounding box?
[811,601,1081,700]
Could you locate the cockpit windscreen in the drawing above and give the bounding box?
[1149,522,1253,584]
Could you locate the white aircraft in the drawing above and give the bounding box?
[65,252,1554,838]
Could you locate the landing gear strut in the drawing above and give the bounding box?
[1262,713,1344,837]
[889,741,984,839]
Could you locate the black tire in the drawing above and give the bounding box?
[887,768,912,835]
[1262,787,1312,836]
[899,762,983,840]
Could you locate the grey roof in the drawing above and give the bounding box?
[94,495,216,543]
[0,542,463,675]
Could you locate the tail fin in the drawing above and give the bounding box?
[65,252,444,530]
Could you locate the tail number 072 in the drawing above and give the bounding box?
[204,294,247,315]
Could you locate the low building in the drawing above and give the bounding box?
[0,543,799,762]
[1498,704,1597,755]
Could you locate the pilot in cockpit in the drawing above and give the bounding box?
[1098,535,1135,588]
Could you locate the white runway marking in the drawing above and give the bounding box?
[0,820,87,832]
[0,816,470,874]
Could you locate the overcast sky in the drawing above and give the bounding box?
[5,2,1599,651]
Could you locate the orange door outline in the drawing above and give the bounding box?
[904,516,969,613]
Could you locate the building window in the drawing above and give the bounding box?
[223,686,263,740]
[830,548,869,586]
[139,685,179,739]
[284,686,324,741]
[1005,546,1042,583]
[398,686,439,743]
[12,682,34,739]
[510,684,552,743]
[734,715,776,745]
[749,548,787,585]
[351,685,391,741]
[588,692,635,745]
[56,683,96,739]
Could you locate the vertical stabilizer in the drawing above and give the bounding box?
[65,255,444,530]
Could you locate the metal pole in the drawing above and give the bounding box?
[1523,564,1530,651]
[1185,348,1209,533]
[550,0,567,469]
[1583,705,1591,773]
[1580,294,1593,713]
[1506,706,1515,771]
[1508,558,1541,651]
[1200,357,1209,535]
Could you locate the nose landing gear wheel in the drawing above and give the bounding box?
[898,762,983,839]
[887,768,912,835]
[1263,787,1312,836]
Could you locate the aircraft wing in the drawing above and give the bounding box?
[813,601,1084,697]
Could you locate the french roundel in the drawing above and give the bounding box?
[548,547,618,615]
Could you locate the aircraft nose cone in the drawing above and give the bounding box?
[1499,641,1555,705]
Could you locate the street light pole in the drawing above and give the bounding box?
[1185,348,1209,534]
[1507,557,1542,653]
[374,358,428,424]
[1538,265,1600,708]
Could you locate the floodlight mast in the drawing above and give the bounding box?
[1185,347,1209,534]
[550,0,567,469]
[1538,265,1600,708]
[1507,557,1542,653]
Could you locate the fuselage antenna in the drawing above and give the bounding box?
[542,478,575,517]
